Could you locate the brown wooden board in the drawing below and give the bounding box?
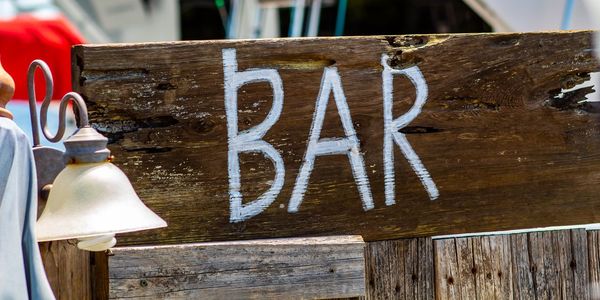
[364,238,434,300]
[107,236,365,299]
[39,240,92,299]
[73,31,600,246]
[588,230,600,298]
[433,229,590,299]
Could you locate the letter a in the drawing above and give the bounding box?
[223,48,285,222]
[382,54,439,205]
[288,67,374,213]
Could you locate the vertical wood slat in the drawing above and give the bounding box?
[455,238,476,299]
[434,229,589,300]
[39,240,92,300]
[573,230,588,299]
[364,238,434,300]
[435,238,460,299]
[91,251,110,300]
[588,230,600,299]
[472,236,494,299]
[510,233,535,299]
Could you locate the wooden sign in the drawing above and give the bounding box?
[73,31,600,246]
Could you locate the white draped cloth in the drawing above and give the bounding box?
[0,117,54,299]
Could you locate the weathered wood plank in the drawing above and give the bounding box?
[510,233,534,299]
[455,238,476,299]
[435,229,589,299]
[417,237,435,300]
[434,238,461,299]
[435,236,515,300]
[39,240,92,300]
[92,251,110,300]
[108,236,365,299]
[554,230,574,299]
[572,229,589,299]
[74,32,600,245]
[363,238,433,300]
[491,235,513,298]
[588,230,600,298]
[472,236,495,299]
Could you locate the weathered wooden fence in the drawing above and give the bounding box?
[97,229,600,299]
[41,31,600,299]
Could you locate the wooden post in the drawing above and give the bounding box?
[39,241,92,299]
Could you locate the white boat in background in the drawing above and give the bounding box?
[464,0,600,102]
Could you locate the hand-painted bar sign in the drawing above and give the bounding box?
[224,49,437,223]
[78,32,600,245]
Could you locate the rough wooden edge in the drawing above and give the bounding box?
[108,235,366,299]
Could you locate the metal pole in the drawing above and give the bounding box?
[561,0,575,30]
[227,0,241,39]
[289,0,306,37]
[334,0,347,36]
[252,5,264,38]
[307,0,322,36]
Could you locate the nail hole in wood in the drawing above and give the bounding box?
[140,280,148,287]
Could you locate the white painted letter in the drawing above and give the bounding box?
[382,54,439,205]
[288,67,374,213]
[223,48,285,222]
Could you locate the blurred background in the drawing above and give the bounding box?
[0,0,599,146]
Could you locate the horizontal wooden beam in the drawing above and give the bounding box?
[74,31,600,245]
[107,236,365,299]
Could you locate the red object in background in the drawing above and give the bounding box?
[0,15,85,100]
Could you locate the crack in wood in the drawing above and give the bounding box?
[123,146,173,154]
[399,126,443,134]
[156,82,177,90]
[95,115,179,144]
[547,86,596,111]
[81,68,150,82]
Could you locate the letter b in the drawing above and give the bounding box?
[223,49,285,222]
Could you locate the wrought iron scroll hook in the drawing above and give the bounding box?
[27,60,89,147]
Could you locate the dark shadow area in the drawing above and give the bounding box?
[179,0,491,40]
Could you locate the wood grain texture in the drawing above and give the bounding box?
[434,229,589,299]
[363,238,433,300]
[73,32,600,245]
[107,236,365,299]
[510,233,535,299]
[39,240,92,300]
[92,251,110,300]
[588,230,600,298]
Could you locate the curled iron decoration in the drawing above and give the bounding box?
[27,60,89,146]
